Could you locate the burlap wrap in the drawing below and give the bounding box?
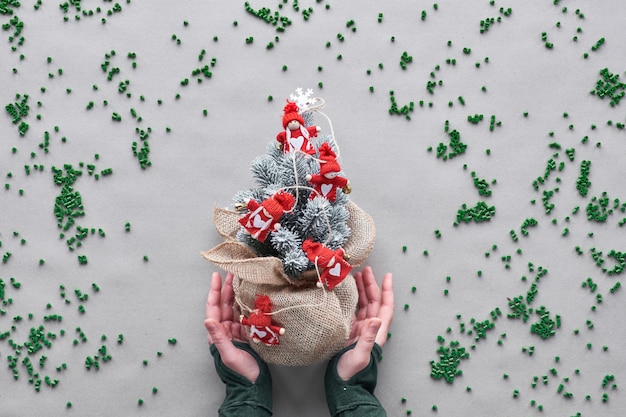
[201,201,375,366]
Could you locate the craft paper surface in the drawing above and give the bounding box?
[1,1,625,416]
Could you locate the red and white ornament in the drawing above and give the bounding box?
[238,191,295,242]
[240,295,285,346]
[302,239,352,290]
[306,143,349,202]
[276,101,320,154]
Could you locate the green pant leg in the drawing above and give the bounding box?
[210,340,273,417]
[324,342,387,417]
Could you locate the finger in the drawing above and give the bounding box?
[207,320,234,343]
[354,272,368,321]
[337,318,382,381]
[206,272,223,322]
[204,317,220,345]
[362,267,381,318]
[231,321,248,343]
[375,273,394,347]
[221,273,235,322]
[232,298,242,320]
[380,273,394,310]
[205,318,236,354]
[207,318,260,383]
[352,317,382,361]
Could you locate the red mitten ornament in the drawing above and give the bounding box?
[238,191,295,242]
[302,239,352,290]
[306,143,349,202]
[240,295,285,346]
[276,101,319,154]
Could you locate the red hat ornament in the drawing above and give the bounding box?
[302,239,352,290]
[276,100,320,154]
[240,295,285,345]
[238,191,295,242]
[306,143,350,202]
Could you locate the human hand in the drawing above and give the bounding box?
[204,272,260,383]
[337,266,394,381]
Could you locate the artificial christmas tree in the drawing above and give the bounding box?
[202,89,375,366]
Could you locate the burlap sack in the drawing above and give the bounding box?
[201,201,375,366]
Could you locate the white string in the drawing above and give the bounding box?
[235,98,341,315]
[291,152,300,206]
[234,260,328,316]
[306,97,342,161]
[266,283,327,316]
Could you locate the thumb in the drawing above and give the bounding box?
[353,318,382,357]
[205,318,229,348]
[336,318,383,381]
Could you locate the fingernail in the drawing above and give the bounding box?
[369,321,381,331]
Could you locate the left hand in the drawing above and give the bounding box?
[204,272,261,383]
[337,267,394,381]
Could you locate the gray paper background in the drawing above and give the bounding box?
[1,1,625,416]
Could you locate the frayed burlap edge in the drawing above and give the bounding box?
[204,201,375,270]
